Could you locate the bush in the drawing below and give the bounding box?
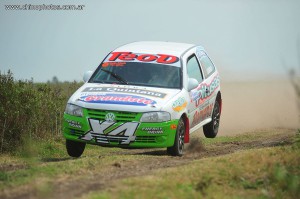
[0,70,82,153]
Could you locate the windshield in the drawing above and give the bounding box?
[90,62,181,89]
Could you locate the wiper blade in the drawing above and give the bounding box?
[100,68,128,85]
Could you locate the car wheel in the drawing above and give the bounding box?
[167,118,185,156]
[203,100,220,138]
[66,139,86,158]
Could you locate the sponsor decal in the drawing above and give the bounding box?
[191,104,214,128]
[102,62,126,67]
[82,87,167,98]
[80,119,139,144]
[79,93,156,106]
[201,103,213,120]
[191,111,200,128]
[170,124,177,130]
[190,76,220,107]
[172,97,187,112]
[66,120,82,129]
[142,127,163,134]
[106,52,179,65]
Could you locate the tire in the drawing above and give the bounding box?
[66,139,86,158]
[203,100,221,138]
[167,118,185,156]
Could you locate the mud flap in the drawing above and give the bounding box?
[184,117,189,143]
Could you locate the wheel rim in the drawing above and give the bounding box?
[212,102,220,133]
[178,120,185,153]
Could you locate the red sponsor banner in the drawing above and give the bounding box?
[108,52,179,65]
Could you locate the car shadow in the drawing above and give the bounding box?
[133,149,168,156]
[40,157,73,162]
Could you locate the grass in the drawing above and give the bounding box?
[0,138,122,190]
[0,130,299,199]
[85,131,300,199]
[86,147,300,199]
[0,137,160,193]
[0,71,83,153]
[202,129,290,145]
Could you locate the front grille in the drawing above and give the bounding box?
[135,136,156,143]
[86,109,139,122]
[92,135,156,144]
[91,133,130,144]
[69,128,85,136]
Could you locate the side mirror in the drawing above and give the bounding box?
[187,78,199,91]
[83,71,93,82]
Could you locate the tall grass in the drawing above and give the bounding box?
[0,70,82,153]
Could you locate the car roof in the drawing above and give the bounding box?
[113,41,198,57]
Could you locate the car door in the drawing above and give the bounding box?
[194,49,219,123]
[186,53,206,129]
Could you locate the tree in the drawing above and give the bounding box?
[52,76,59,84]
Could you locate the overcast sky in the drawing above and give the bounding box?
[0,0,299,82]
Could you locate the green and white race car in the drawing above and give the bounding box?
[63,41,222,157]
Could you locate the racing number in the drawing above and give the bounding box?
[80,119,139,144]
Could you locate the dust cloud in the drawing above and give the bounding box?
[186,138,205,154]
[217,80,300,135]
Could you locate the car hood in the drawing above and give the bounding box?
[68,83,181,112]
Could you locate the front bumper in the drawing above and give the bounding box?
[63,110,178,148]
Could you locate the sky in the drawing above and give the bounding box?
[0,0,300,82]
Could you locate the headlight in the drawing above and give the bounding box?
[140,112,170,122]
[65,104,83,117]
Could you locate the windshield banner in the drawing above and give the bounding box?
[102,52,180,67]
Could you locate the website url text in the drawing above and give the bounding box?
[4,4,85,11]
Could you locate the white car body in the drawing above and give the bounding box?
[64,41,222,157]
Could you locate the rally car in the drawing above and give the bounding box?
[63,41,222,157]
